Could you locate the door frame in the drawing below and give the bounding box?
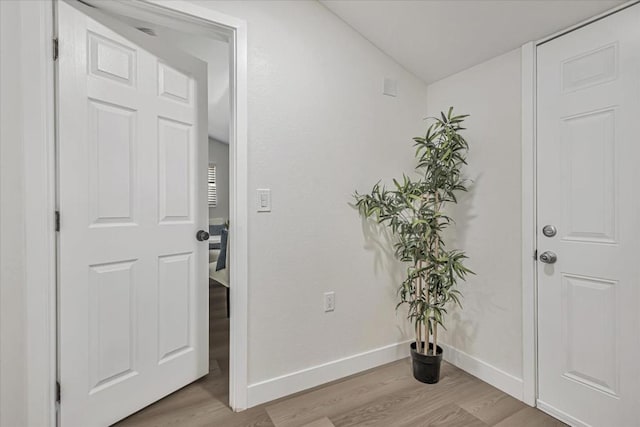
[22,0,249,424]
[520,0,640,412]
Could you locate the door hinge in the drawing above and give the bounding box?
[533,249,538,260]
[56,381,61,403]
[52,38,59,61]
[55,211,60,232]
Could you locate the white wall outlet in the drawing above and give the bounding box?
[324,291,335,312]
[256,188,271,212]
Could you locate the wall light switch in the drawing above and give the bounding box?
[257,189,271,212]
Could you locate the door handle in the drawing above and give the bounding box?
[539,251,557,264]
[196,230,210,242]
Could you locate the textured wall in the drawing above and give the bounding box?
[426,49,523,380]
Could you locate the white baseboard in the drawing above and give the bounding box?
[440,343,524,401]
[537,400,589,427]
[246,340,412,408]
[246,340,525,409]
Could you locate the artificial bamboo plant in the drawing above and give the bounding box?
[354,107,473,356]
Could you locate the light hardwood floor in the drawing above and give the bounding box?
[116,285,565,427]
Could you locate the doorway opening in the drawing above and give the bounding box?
[56,1,248,423]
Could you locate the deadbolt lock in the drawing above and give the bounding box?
[542,225,557,238]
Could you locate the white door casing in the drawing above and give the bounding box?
[58,1,208,425]
[536,4,640,426]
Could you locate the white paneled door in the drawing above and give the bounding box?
[537,5,640,427]
[58,1,208,425]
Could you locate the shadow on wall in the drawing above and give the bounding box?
[443,174,480,352]
[443,173,505,352]
[448,174,480,250]
[357,211,412,338]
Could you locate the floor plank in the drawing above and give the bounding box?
[266,359,419,427]
[329,368,488,427]
[458,384,527,425]
[396,402,488,427]
[301,417,336,427]
[494,406,567,427]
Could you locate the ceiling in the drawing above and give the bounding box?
[321,0,625,84]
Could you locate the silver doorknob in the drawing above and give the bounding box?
[196,230,210,242]
[539,251,557,264]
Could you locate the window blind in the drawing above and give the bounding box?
[208,164,217,207]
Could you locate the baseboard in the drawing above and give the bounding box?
[246,340,412,408]
[246,340,525,408]
[440,343,524,401]
[537,400,589,427]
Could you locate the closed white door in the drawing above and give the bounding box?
[537,5,640,427]
[58,1,208,425]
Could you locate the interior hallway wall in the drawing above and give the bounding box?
[0,1,28,425]
[425,48,524,396]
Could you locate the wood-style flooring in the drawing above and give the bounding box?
[116,285,564,427]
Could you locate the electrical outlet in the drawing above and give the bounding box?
[324,292,335,312]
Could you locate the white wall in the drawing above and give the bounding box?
[209,138,230,220]
[0,2,28,425]
[425,49,524,395]
[1,1,56,426]
[193,0,428,400]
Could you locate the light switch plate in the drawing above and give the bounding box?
[257,189,271,212]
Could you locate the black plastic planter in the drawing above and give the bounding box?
[410,342,443,384]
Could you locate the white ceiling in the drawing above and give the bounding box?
[321,0,625,84]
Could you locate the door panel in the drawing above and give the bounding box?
[158,253,194,363]
[537,5,640,426]
[88,100,137,225]
[158,117,194,222]
[560,108,616,243]
[88,260,138,393]
[561,273,618,396]
[58,1,208,425]
[158,62,193,103]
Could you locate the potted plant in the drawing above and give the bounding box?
[354,107,473,384]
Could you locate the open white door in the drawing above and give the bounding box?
[537,4,640,426]
[57,1,208,425]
